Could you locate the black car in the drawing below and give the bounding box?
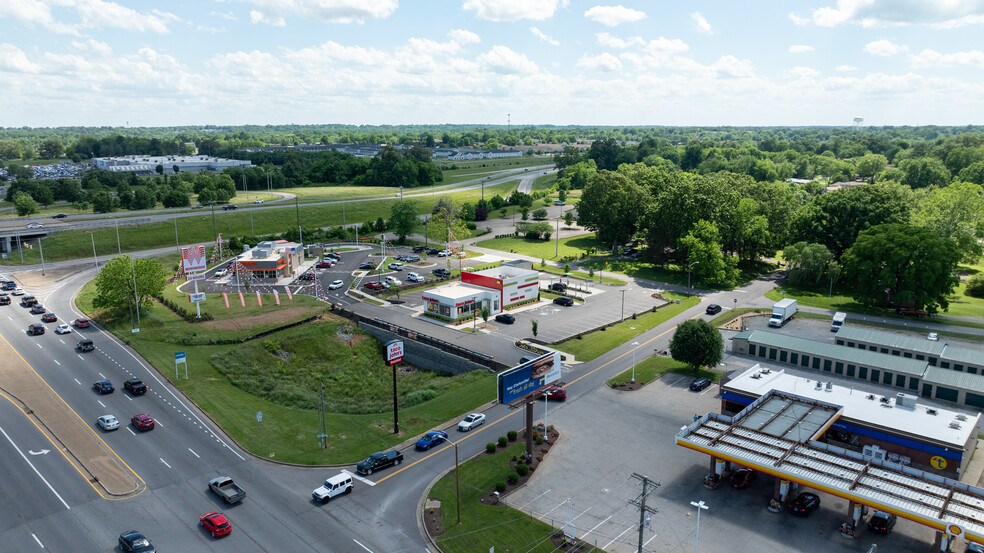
[222,204,238,211]
[119,530,156,553]
[51,213,67,219]
[92,380,114,394]
[22,295,38,306]
[30,304,46,314]
[0,296,9,305]
[77,339,94,352]
[550,282,567,292]
[689,378,712,391]
[495,313,515,324]
[426,247,440,255]
[28,323,45,335]
[787,492,820,516]
[358,262,375,270]
[432,268,451,278]
[326,252,341,259]
[412,245,425,253]
[356,450,403,475]
[41,312,57,322]
[705,304,722,315]
[867,511,897,534]
[298,273,316,281]
[553,296,574,307]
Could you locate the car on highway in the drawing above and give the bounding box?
[495,313,515,324]
[30,304,46,314]
[867,511,897,535]
[415,431,448,451]
[22,295,38,306]
[458,413,486,431]
[25,222,44,229]
[689,378,712,392]
[222,204,238,211]
[253,198,264,204]
[74,317,91,328]
[729,468,756,489]
[384,275,402,286]
[200,512,232,538]
[55,323,72,334]
[51,213,67,219]
[328,279,345,290]
[119,530,155,553]
[131,413,155,431]
[406,272,424,283]
[27,323,45,335]
[387,262,403,271]
[553,296,574,307]
[705,304,722,315]
[356,450,403,475]
[92,380,114,394]
[316,260,334,269]
[97,415,120,431]
[11,287,25,295]
[0,296,8,306]
[537,386,567,401]
[363,281,385,291]
[359,262,375,270]
[787,492,820,516]
[192,204,205,209]
[41,312,57,323]
[124,379,148,395]
[77,339,95,352]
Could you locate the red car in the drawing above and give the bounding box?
[537,386,567,401]
[363,281,385,291]
[41,312,58,322]
[74,318,91,328]
[729,468,756,489]
[200,512,232,538]
[316,260,334,268]
[131,413,155,431]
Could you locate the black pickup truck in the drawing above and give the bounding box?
[356,450,403,475]
[124,378,148,395]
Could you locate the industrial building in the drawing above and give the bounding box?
[93,155,252,175]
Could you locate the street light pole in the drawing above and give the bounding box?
[687,261,700,294]
[620,289,626,322]
[209,202,217,242]
[115,218,122,254]
[37,237,46,276]
[90,232,98,269]
[453,440,461,525]
[690,500,708,553]
[631,341,639,383]
[555,214,560,257]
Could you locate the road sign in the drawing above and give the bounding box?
[384,339,404,365]
[497,352,562,406]
[189,292,206,303]
[175,351,186,364]
[256,411,263,422]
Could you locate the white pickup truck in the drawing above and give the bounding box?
[209,476,246,504]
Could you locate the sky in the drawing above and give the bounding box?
[2,0,984,128]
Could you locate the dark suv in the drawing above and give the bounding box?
[432,268,451,278]
[867,512,897,534]
[787,492,820,516]
[705,304,722,315]
[77,339,95,352]
[222,204,238,211]
[553,296,574,307]
[411,246,425,253]
[28,323,45,335]
[549,282,567,292]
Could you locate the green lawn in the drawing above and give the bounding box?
[477,233,609,262]
[557,292,699,361]
[536,264,626,286]
[76,275,497,465]
[429,440,601,553]
[607,355,692,385]
[530,172,557,192]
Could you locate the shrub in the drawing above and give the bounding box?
[507,472,519,484]
[507,430,518,441]
[486,443,497,454]
[498,436,508,447]
[535,435,544,445]
[465,222,477,231]
[516,464,529,476]
[966,274,984,298]
[495,481,507,492]
[403,388,438,407]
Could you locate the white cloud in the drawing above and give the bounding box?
[70,39,112,56]
[576,52,621,71]
[835,64,859,71]
[788,66,821,78]
[863,39,907,56]
[463,0,567,22]
[0,0,177,34]
[245,0,398,25]
[197,25,226,34]
[712,55,754,78]
[210,11,237,21]
[0,43,41,73]
[477,45,539,74]
[595,32,645,49]
[789,12,810,26]
[448,29,480,44]
[530,27,559,46]
[909,48,984,69]
[809,0,984,28]
[788,45,814,53]
[691,12,712,33]
[643,37,689,55]
[584,5,647,27]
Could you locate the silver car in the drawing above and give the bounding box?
[458,413,486,431]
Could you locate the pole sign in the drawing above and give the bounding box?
[497,352,562,407]
[189,292,206,303]
[384,340,404,365]
[175,352,186,364]
[185,272,206,282]
[180,245,207,274]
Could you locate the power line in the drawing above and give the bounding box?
[629,473,660,553]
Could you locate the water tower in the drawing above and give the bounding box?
[853,117,863,129]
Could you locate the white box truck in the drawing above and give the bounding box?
[768,299,797,327]
[831,312,847,332]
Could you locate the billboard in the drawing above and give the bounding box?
[497,352,562,407]
[181,245,207,273]
[385,339,404,365]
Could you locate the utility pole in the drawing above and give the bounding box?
[629,473,660,553]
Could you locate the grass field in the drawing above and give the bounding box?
[429,440,598,553]
[557,292,698,361]
[606,355,693,385]
[76,274,497,464]
[530,172,557,192]
[536,264,626,286]
[476,233,610,262]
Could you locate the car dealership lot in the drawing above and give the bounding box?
[508,376,938,553]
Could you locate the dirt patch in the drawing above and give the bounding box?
[201,307,317,331]
[610,380,647,391]
[721,311,768,331]
[424,505,445,537]
[10,266,86,287]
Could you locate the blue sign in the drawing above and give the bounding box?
[175,352,186,360]
[497,353,561,406]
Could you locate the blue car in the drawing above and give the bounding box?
[415,430,448,451]
[92,380,114,394]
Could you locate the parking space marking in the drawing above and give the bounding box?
[604,526,633,549]
[584,515,613,539]
[97,400,105,408]
[73,378,80,385]
[699,384,717,396]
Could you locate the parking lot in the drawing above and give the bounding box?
[508,373,944,553]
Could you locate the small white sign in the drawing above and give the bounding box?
[185,272,206,282]
[189,293,206,303]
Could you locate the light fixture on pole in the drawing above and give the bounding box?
[631,341,639,383]
[453,440,461,525]
[620,289,626,322]
[690,500,708,553]
[687,261,699,294]
[89,232,98,269]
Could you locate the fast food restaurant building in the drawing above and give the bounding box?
[422,265,539,321]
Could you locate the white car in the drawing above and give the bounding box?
[927,332,939,341]
[97,415,120,431]
[384,276,402,286]
[328,279,344,290]
[214,269,228,278]
[55,324,72,334]
[458,413,486,431]
[406,272,424,283]
[437,250,451,257]
[11,288,24,296]
[25,222,44,229]
[253,199,264,204]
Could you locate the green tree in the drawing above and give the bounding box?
[38,139,64,159]
[532,208,548,220]
[856,154,888,179]
[92,256,167,313]
[530,319,538,338]
[91,191,120,213]
[0,140,23,160]
[914,181,984,263]
[669,319,723,373]
[563,211,575,227]
[958,161,984,184]
[899,158,951,189]
[678,220,739,287]
[427,196,470,243]
[32,185,54,207]
[14,192,40,216]
[782,242,834,286]
[389,200,419,243]
[576,170,650,250]
[841,224,961,313]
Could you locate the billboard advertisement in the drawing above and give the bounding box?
[497,352,562,406]
[181,245,207,273]
[385,339,404,365]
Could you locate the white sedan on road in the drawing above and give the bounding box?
[328,279,345,290]
[458,413,486,431]
[11,288,24,296]
[55,324,72,334]
[97,415,120,431]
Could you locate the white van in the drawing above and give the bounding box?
[831,312,847,332]
[312,472,353,504]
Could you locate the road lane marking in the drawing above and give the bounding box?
[36,343,42,349]
[127,428,135,436]
[341,469,375,487]
[0,420,70,510]
[98,373,105,378]
[32,533,43,548]
[58,339,64,344]
[54,360,60,366]
[700,384,717,396]
[583,515,612,539]
[188,448,199,458]
[160,458,171,469]
[77,354,83,360]
[353,539,373,553]
[97,400,105,408]
[73,378,80,385]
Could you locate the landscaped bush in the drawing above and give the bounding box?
[506,472,519,484]
[516,463,529,476]
[966,274,984,298]
[535,435,544,445]
[495,481,507,492]
[507,430,518,441]
[487,443,497,454]
[404,388,438,407]
[498,436,508,447]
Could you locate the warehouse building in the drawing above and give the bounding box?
[93,155,252,175]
